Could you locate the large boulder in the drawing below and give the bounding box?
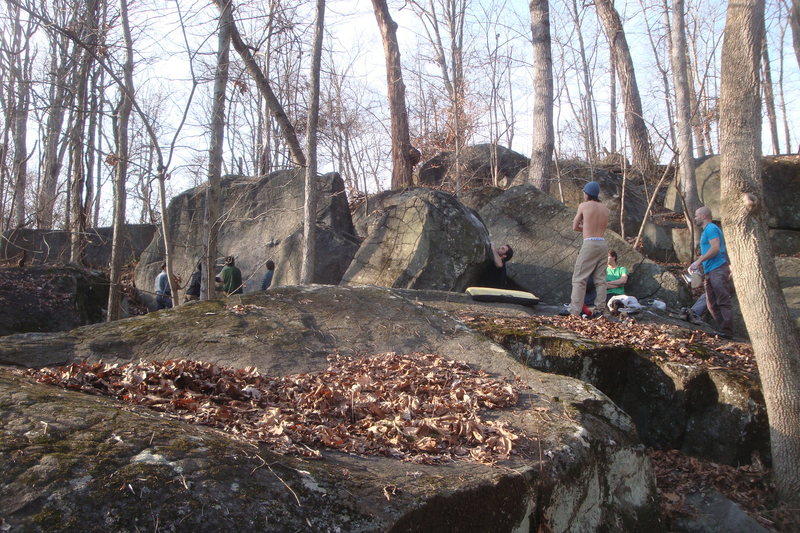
[0,224,156,268]
[135,170,356,307]
[469,185,687,307]
[0,285,664,532]
[0,266,109,336]
[478,322,769,466]
[416,144,529,189]
[535,161,679,262]
[342,188,490,291]
[664,155,800,235]
[776,256,800,331]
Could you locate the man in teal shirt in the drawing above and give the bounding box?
[690,206,732,338]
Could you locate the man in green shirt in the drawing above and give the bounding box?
[605,250,628,296]
[219,256,243,295]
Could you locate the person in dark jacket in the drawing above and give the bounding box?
[184,262,202,302]
[261,260,275,290]
[483,243,514,289]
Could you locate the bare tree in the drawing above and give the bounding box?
[107,0,133,321]
[371,0,418,189]
[528,0,554,193]
[720,0,800,504]
[409,0,469,187]
[595,0,653,173]
[36,3,74,229]
[790,0,800,68]
[205,0,233,300]
[2,1,36,228]
[761,39,780,154]
[301,0,325,284]
[211,0,305,168]
[68,0,100,263]
[670,0,699,214]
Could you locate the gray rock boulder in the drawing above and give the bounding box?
[664,155,800,235]
[479,323,769,466]
[776,256,800,331]
[0,266,109,336]
[0,285,664,532]
[417,144,529,188]
[473,185,687,307]
[342,188,490,291]
[675,490,770,533]
[536,162,679,262]
[268,223,360,287]
[135,170,356,307]
[1,224,156,268]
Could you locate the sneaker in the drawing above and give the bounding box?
[687,309,704,325]
[713,330,732,339]
[558,309,571,316]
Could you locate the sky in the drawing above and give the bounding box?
[10,0,800,225]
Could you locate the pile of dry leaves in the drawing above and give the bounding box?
[648,449,798,531]
[460,313,757,375]
[25,352,524,464]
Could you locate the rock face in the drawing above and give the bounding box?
[0,285,664,532]
[469,185,686,307]
[480,324,769,467]
[664,155,800,254]
[537,162,679,262]
[134,171,356,307]
[0,266,109,336]
[0,224,156,268]
[342,188,490,292]
[416,144,529,188]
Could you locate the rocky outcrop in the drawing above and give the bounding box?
[0,224,156,268]
[664,155,800,253]
[0,285,664,532]
[134,171,356,307]
[416,144,529,189]
[479,323,768,466]
[342,188,490,291]
[537,162,679,262]
[471,185,687,307]
[0,266,109,336]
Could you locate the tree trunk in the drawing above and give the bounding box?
[595,0,652,173]
[211,0,305,168]
[9,2,33,229]
[687,55,707,157]
[301,0,325,284]
[37,34,73,229]
[568,0,597,162]
[372,0,417,189]
[670,0,699,214]
[107,0,134,322]
[791,0,800,69]
[720,0,800,504]
[761,41,780,154]
[206,0,232,299]
[528,0,554,193]
[609,47,617,154]
[69,0,99,264]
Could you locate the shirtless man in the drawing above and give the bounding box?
[560,181,610,316]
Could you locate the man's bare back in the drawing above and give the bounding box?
[573,200,609,238]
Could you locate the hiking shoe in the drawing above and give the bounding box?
[687,309,704,325]
[713,330,732,339]
[558,309,571,316]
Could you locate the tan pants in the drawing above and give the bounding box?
[569,239,608,315]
